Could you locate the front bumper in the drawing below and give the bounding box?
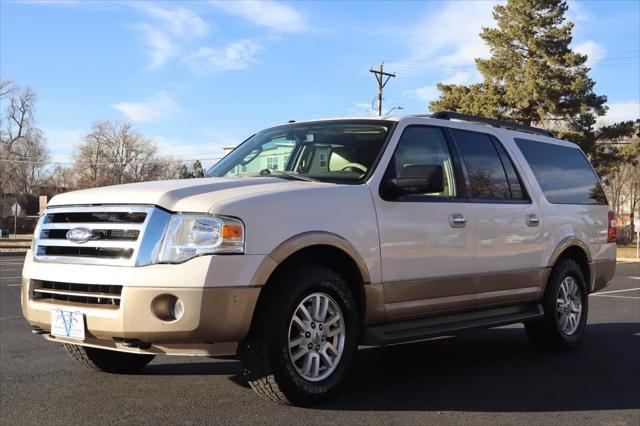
[21,252,262,357]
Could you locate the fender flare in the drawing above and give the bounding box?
[249,231,372,286]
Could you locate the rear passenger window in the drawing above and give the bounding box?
[451,130,510,200]
[515,139,607,205]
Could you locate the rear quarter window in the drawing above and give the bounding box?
[515,139,607,205]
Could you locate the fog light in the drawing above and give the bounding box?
[172,298,184,320]
[151,294,184,322]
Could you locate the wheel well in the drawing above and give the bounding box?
[251,245,366,329]
[556,245,590,286]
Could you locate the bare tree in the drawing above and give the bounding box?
[74,120,171,189]
[0,81,50,209]
[50,165,76,193]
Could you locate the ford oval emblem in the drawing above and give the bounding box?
[66,227,96,244]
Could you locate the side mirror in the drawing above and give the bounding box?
[382,164,445,198]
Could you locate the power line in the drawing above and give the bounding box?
[369,62,396,116]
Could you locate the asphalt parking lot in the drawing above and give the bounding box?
[1,255,638,425]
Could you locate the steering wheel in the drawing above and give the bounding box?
[340,163,368,174]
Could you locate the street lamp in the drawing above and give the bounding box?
[384,106,403,116]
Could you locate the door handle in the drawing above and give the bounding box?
[449,213,466,228]
[526,213,540,227]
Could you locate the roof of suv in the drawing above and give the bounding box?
[285,113,578,150]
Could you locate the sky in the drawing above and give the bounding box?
[1,0,639,168]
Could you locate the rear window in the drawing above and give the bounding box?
[452,129,511,200]
[515,139,607,205]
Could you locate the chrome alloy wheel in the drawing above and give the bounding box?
[288,292,346,382]
[556,276,583,335]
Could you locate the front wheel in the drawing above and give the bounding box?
[239,264,359,405]
[64,344,155,373]
[525,258,588,350]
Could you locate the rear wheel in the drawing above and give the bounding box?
[64,344,155,373]
[525,258,588,350]
[238,264,359,405]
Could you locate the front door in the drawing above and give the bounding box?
[370,123,476,321]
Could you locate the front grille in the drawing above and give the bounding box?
[46,211,146,224]
[41,229,140,241]
[33,205,169,266]
[32,280,122,307]
[39,246,134,258]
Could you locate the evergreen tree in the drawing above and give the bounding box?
[178,160,205,179]
[192,160,205,178]
[178,164,194,179]
[430,0,607,152]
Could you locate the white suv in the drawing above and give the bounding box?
[21,112,616,405]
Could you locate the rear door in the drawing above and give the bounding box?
[371,123,477,320]
[449,129,544,307]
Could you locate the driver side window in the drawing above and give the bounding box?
[390,126,457,197]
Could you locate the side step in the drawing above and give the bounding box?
[363,303,544,346]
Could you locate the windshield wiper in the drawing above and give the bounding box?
[258,169,318,182]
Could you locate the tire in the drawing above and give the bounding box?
[525,258,588,351]
[64,344,155,373]
[238,263,359,406]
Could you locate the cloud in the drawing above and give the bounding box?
[136,4,209,38]
[574,40,607,67]
[390,0,497,74]
[567,0,592,24]
[210,0,305,32]
[133,4,266,73]
[403,86,440,103]
[185,40,264,73]
[137,24,181,69]
[404,69,478,103]
[600,101,640,125]
[111,91,179,123]
[134,4,210,69]
[442,70,476,85]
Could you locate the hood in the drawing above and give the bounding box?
[49,177,321,212]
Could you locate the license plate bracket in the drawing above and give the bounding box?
[50,309,85,340]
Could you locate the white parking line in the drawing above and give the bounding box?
[0,276,20,279]
[591,294,640,300]
[6,284,21,287]
[594,287,640,295]
[630,277,640,280]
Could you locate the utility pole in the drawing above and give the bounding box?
[369,63,396,116]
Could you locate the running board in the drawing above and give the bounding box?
[362,303,544,346]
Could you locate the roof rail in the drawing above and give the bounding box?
[417,111,555,138]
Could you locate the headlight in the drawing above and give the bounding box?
[157,214,244,263]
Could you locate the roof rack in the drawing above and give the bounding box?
[416,111,555,138]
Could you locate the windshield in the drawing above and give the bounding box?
[207,120,394,183]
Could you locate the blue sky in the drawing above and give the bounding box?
[1,0,639,167]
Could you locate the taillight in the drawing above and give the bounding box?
[607,211,617,243]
